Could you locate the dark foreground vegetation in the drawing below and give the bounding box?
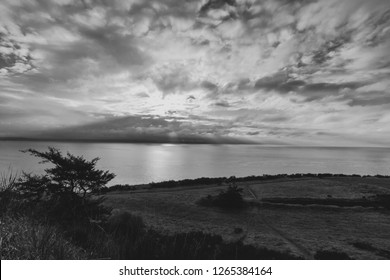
[1,147,302,260]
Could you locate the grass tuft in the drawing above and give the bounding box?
[0,216,86,259]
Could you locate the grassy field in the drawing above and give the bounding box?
[103,176,390,260]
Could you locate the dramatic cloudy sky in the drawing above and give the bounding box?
[1,0,390,145]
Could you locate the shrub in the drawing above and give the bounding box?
[215,184,244,208]
[21,147,115,198]
[39,192,110,225]
[13,148,114,224]
[105,211,146,259]
[198,184,244,209]
[107,211,145,243]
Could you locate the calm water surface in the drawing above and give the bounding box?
[0,141,389,185]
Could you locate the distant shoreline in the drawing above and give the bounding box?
[1,137,389,148]
[104,173,390,193]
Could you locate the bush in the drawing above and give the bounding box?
[198,184,245,209]
[39,192,111,225]
[21,147,115,198]
[105,211,146,259]
[107,211,145,243]
[11,148,114,224]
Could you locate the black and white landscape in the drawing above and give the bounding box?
[1,0,390,260]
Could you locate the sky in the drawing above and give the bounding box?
[0,0,390,146]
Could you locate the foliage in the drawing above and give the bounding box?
[0,216,86,260]
[5,148,114,224]
[216,184,244,208]
[0,169,18,192]
[198,184,245,209]
[107,211,145,242]
[114,173,390,193]
[0,170,19,215]
[0,149,115,259]
[22,147,115,198]
[105,211,146,258]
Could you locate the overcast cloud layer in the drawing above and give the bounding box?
[1,0,390,145]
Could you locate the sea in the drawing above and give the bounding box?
[0,141,389,185]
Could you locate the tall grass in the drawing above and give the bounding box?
[0,169,20,216]
[0,169,18,192]
[0,170,88,259]
[0,216,86,259]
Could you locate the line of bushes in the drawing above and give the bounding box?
[105,173,390,193]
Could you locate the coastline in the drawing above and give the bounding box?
[105,173,390,192]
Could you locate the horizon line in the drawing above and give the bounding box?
[0,137,389,149]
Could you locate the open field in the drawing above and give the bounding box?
[103,176,390,260]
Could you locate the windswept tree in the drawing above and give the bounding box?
[22,147,115,198]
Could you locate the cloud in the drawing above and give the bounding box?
[136,92,150,98]
[29,114,258,144]
[0,0,390,146]
[79,25,150,68]
[254,71,306,93]
[214,100,231,107]
[201,80,219,92]
[0,32,34,75]
[149,64,195,95]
